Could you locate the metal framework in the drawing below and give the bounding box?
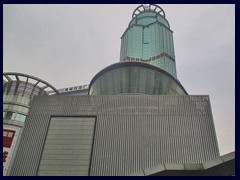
[3,72,59,96]
[132,4,165,19]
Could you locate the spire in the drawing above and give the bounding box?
[132,4,165,18]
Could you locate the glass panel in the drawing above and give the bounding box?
[90,65,186,96]
[16,113,21,121]
[19,114,26,122]
[5,112,13,119]
[15,113,26,122]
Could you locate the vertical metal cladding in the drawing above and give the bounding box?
[10,95,219,176]
[3,73,59,176]
[37,117,95,176]
[91,95,220,175]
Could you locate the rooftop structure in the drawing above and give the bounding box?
[3,72,59,96]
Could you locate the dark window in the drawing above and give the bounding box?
[5,112,13,120]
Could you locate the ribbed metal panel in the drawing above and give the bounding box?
[10,95,220,176]
[37,117,95,176]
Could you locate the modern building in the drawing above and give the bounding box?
[5,4,234,176]
[89,5,184,96]
[3,72,59,176]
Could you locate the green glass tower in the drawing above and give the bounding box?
[120,4,177,78]
[89,4,186,96]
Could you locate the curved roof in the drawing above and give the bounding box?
[132,4,165,19]
[88,61,187,95]
[3,72,59,95]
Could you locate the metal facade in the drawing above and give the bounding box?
[37,117,95,176]
[10,94,219,176]
[3,72,59,175]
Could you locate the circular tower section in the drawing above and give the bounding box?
[3,72,59,176]
[120,4,177,78]
[88,62,187,95]
[89,4,186,96]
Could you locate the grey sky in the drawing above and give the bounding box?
[3,4,235,155]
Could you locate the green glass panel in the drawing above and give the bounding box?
[137,12,156,18]
[156,15,169,27]
[90,65,186,96]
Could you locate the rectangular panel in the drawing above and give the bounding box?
[37,117,95,176]
[3,129,16,148]
[3,126,20,176]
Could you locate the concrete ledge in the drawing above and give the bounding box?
[165,164,184,170]
[184,164,203,170]
[221,151,235,162]
[202,157,223,169]
[128,151,235,176]
[144,164,165,175]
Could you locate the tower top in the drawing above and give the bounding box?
[132,4,165,19]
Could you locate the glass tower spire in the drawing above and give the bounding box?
[89,4,187,95]
[120,4,177,78]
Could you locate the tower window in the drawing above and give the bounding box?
[5,112,14,120]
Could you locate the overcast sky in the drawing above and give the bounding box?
[3,4,235,155]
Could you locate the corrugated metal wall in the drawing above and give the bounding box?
[37,117,95,176]
[10,95,219,176]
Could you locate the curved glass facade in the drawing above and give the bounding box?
[89,62,187,96]
[3,72,58,176]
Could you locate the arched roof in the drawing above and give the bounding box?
[3,72,59,95]
[132,4,165,19]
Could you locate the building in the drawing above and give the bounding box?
[89,5,185,96]
[3,72,59,176]
[5,4,234,176]
[3,73,88,176]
